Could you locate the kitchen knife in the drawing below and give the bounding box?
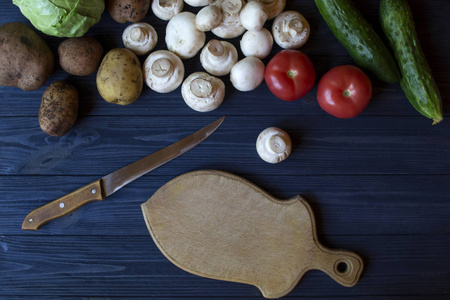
[22,116,225,230]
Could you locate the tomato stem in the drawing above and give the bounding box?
[287,69,297,78]
[343,89,351,98]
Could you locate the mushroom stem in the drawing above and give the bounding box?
[267,134,287,154]
[130,27,147,43]
[208,40,226,59]
[151,58,173,80]
[221,0,243,16]
[190,78,213,98]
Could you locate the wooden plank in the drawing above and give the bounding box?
[1,0,449,299]
[1,116,449,176]
[1,174,449,236]
[1,235,449,298]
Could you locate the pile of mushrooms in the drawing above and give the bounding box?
[119,0,311,103]
[117,0,312,162]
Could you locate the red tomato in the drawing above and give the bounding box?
[317,65,372,118]
[265,50,316,101]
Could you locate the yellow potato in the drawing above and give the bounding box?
[96,48,143,105]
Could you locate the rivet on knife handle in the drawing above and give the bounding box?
[22,180,104,230]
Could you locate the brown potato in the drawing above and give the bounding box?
[58,36,103,76]
[39,81,79,137]
[107,0,150,23]
[0,22,54,91]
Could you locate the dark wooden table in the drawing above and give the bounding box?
[1,0,449,299]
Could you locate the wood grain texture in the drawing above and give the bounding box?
[142,170,363,298]
[1,235,449,297]
[1,0,449,299]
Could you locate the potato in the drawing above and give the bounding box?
[39,81,79,137]
[96,48,143,105]
[58,36,103,76]
[107,0,150,23]
[0,22,54,91]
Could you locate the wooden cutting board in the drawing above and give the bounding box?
[141,170,363,298]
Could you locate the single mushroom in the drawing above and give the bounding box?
[195,5,223,32]
[240,28,273,59]
[122,23,158,56]
[230,57,265,92]
[151,0,184,21]
[165,12,206,59]
[256,127,292,163]
[181,72,225,112]
[272,11,310,49]
[142,50,185,93]
[251,0,285,20]
[240,1,268,31]
[211,0,246,39]
[200,39,238,76]
[184,0,213,6]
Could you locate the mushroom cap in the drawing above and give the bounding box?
[240,28,273,59]
[230,57,265,92]
[272,11,310,49]
[200,39,238,76]
[151,0,184,21]
[122,23,158,56]
[240,1,268,31]
[256,127,292,163]
[182,72,225,112]
[211,0,246,39]
[184,0,213,7]
[165,12,206,59]
[143,50,185,93]
[195,5,223,31]
[251,0,286,20]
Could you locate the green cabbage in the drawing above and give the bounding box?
[13,0,105,37]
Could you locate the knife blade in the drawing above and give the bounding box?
[22,116,225,231]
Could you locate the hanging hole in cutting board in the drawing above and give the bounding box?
[337,262,348,274]
[334,259,352,276]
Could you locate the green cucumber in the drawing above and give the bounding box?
[380,0,443,124]
[315,0,400,84]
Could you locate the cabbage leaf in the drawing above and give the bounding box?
[13,0,105,37]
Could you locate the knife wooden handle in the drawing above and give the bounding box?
[22,179,105,230]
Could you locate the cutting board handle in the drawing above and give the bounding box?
[311,246,364,287]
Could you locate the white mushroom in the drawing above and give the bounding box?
[200,39,238,76]
[256,127,292,164]
[251,0,285,20]
[165,12,206,59]
[195,5,222,32]
[272,11,310,49]
[182,72,225,112]
[143,50,185,93]
[230,57,265,92]
[151,0,184,21]
[184,0,213,7]
[240,1,267,31]
[211,0,246,39]
[122,23,158,56]
[240,28,273,59]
